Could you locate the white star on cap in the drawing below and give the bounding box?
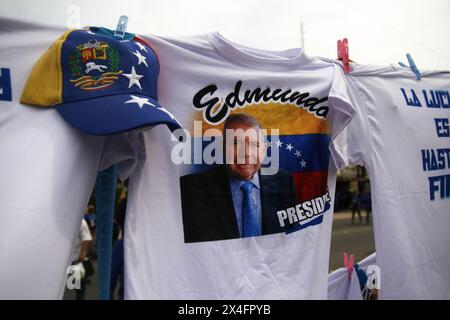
[125,95,155,109]
[122,66,143,89]
[124,95,178,123]
[157,106,177,120]
[135,41,148,52]
[132,50,148,68]
[286,143,293,151]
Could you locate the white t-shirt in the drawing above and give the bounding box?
[333,64,450,299]
[71,219,93,263]
[119,32,354,299]
[0,20,136,299]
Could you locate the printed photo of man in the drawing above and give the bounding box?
[180,113,296,243]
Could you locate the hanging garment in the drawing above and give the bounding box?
[113,32,355,299]
[332,64,450,299]
[0,21,103,299]
[0,20,139,299]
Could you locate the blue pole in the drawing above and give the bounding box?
[95,165,118,300]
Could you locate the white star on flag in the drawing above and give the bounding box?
[135,41,148,52]
[132,50,148,68]
[275,140,283,148]
[125,95,155,108]
[122,66,143,89]
[294,149,302,158]
[286,143,293,151]
[300,159,307,168]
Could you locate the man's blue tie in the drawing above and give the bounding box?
[241,181,261,237]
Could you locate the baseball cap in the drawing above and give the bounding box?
[21,26,182,135]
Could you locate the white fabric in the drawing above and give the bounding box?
[327,268,350,300]
[327,253,376,300]
[332,64,450,299]
[0,20,135,299]
[71,219,93,262]
[120,32,355,299]
[357,252,377,270]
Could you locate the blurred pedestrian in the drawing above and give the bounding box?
[351,193,362,224]
[70,219,93,300]
[110,194,127,299]
[84,205,96,234]
[83,205,97,259]
[362,192,372,224]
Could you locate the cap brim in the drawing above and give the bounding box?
[57,93,182,135]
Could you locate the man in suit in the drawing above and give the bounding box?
[180,113,296,243]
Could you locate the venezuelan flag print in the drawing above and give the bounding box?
[191,102,330,204]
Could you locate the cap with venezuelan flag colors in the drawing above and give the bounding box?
[21,26,181,135]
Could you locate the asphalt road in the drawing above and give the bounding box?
[329,210,375,272]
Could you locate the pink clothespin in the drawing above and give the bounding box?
[343,252,354,279]
[337,38,351,74]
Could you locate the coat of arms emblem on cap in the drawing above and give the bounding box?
[69,39,123,91]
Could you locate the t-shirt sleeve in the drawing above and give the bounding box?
[98,131,146,181]
[328,64,356,170]
[331,74,372,170]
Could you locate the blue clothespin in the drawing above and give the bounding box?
[399,53,421,80]
[114,15,128,40]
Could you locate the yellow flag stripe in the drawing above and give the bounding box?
[191,102,330,136]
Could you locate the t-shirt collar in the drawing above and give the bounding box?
[206,31,308,71]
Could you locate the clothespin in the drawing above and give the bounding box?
[113,15,129,40]
[399,53,421,80]
[337,38,351,74]
[343,252,355,279]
